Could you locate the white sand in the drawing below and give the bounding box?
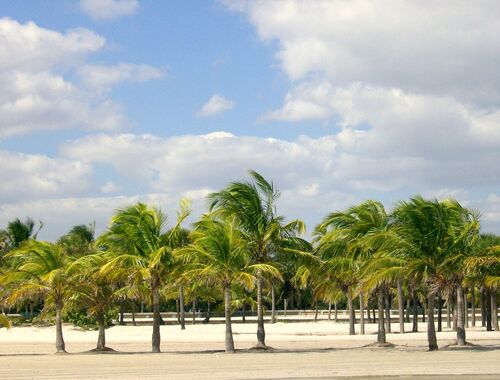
[0,321,499,379]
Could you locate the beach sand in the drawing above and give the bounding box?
[0,321,499,379]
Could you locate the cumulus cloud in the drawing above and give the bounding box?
[78,63,165,91]
[0,18,161,138]
[80,0,139,21]
[198,94,234,117]
[0,150,91,202]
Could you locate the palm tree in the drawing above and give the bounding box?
[392,196,475,350]
[58,223,95,258]
[208,170,306,348]
[178,215,280,352]
[67,252,117,351]
[98,201,190,353]
[315,200,395,342]
[2,241,72,353]
[0,218,42,254]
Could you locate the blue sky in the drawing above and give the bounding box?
[1,0,499,240]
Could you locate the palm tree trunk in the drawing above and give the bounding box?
[242,304,246,323]
[456,284,466,346]
[491,290,498,331]
[152,285,161,353]
[256,275,266,347]
[481,288,486,327]
[179,285,186,330]
[437,294,442,332]
[427,291,438,351]
[328,301,332,320]
[176,298,180,324]
[405,297,411,323]
[348,292,355,335]
[377,288,386,344]
[412,289,418,332]
[271,285,276,324]
[359,293,365,335]
[131,303,136,326]
[384,288,391,333]
[397,280,404,334]
[446,296,451,328]
[284,298,287,317]
[464,287,469,328]
[471,286,476,327]
[452,295,457,331]
[224,285,235,353]
[192,299,196,325]
[119,300,125,325]
[55,298,66,353]
[314,301,319,322]
[96,314,106,350]
[334,302,338,322]
[486,288,492,331]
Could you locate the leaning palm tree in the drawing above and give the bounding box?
[177,215,281,352]
[208,170,306,348]
[98,200,190,353]
[2,241,72,353]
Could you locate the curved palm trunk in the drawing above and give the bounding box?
[359,293,365,335]
[224,285,235,353]
[347,292,355,335]
[179,285,186,330]
[96,314,106,350]
[412,290,418,332]
[377,289,386,344]
[271,285,276,324]
[55,298,66,353]
[427,291,438,351]
[256,275,266,347]
[456,285,466,346]
[152,285,161,353]
[397,280,405,334]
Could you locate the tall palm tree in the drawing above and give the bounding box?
[98,201,190,353]
[58,223,95,258]
[208,170,306,348]
[177,215,280,352]
[2,241,72,353]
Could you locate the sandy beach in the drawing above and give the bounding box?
[1,321,499,379]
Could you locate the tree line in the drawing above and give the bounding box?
[0,171,499,353]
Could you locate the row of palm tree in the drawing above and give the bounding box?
[0,171,499,354]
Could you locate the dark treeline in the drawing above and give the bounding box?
[0,171,499,353]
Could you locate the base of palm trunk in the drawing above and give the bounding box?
[428,345,439,351]
[365,341,395,348]
[250,344,274,351]
[54,350,68,354]
[89,346,116,353]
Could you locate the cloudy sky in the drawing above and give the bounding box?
[1,0,499,240]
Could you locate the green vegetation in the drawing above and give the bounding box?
[0,170,499,354]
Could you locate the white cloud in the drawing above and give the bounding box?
[0,18,161,138]
[80,0,139,21]
[198,94,234,117]
[78,63,165,91]
[0,150,91,202]
[100,181,121,193]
